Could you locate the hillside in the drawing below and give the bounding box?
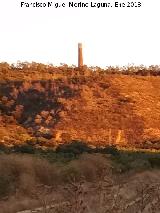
[0,63,160,149]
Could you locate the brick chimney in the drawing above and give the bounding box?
[78,43,83,67]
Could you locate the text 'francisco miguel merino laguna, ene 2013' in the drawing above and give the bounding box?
[20,1,142,8]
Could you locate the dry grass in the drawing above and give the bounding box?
[1,153,160,212]
[0,153,112,212]
[0,154,60,212]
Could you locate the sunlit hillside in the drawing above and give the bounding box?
[0,62,160,149]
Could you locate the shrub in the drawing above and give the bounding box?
[26,138,38,146]
[13,144,35,154]
[0,154,60,198]
[97,145,119,156]
[0,144,7,153]
[56,140,91,156]
[60,153,111,182]
[148,158,160,168]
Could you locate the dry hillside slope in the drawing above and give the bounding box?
[0,65,160,149]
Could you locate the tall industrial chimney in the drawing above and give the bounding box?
[78,43,83,68]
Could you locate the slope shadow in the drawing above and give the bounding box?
[0,79,79,138]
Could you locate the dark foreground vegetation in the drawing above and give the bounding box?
[1,142,160,212]
[1,140,160,168]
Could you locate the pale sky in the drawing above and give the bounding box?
[0,0,160,68]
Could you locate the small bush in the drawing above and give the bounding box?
[97,145,119,156]
[56,140,91,156]
[111,151,154,173]
[13,144,35,154]
[148,158,160,168]
[0,154,60,198]
[26,138,38,146]
[60,153,111,182]
[0,144,8,153]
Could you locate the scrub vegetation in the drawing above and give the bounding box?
[1,144,160,212]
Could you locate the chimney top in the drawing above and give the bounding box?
[78,43,82,48]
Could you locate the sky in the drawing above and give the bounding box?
[0,0,160,68]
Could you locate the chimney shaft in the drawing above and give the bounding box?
[78,43,83,67]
